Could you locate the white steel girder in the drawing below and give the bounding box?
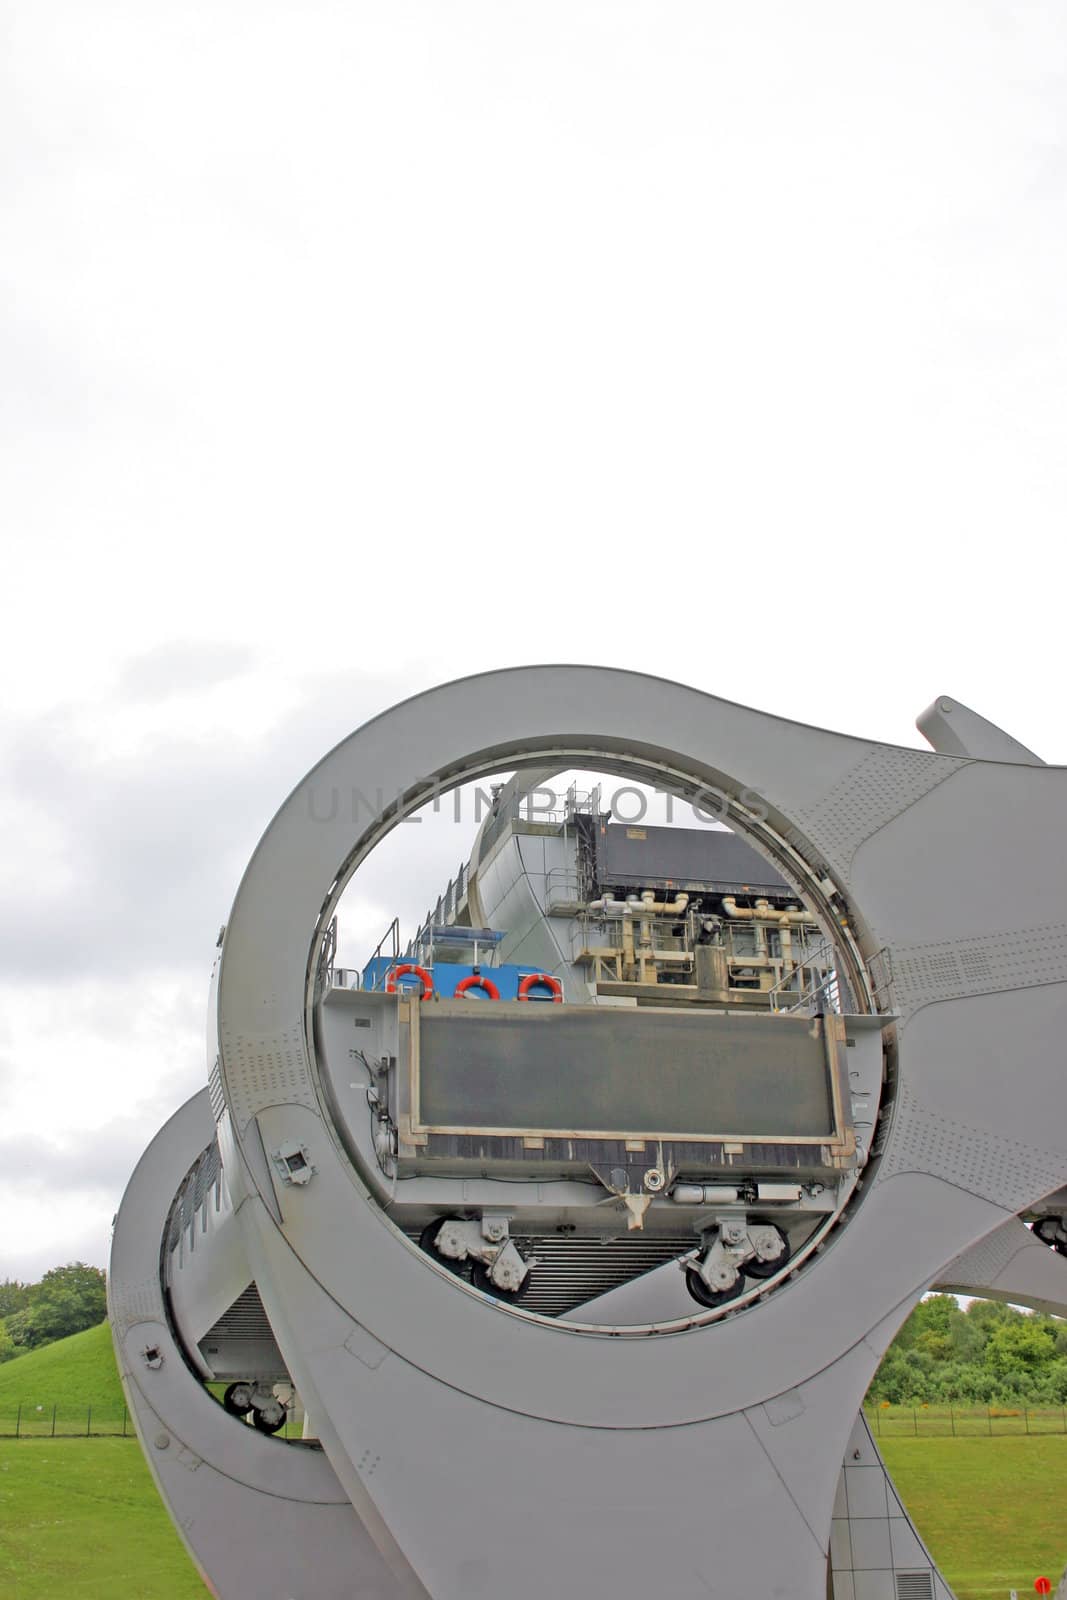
[112,669,1067,1599]
[108,1091,416,1599]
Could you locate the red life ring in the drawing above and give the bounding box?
[454,974,500,1000]
[386,963,433,999]
[518,973,563,1003]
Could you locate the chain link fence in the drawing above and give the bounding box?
[867,1402,1067,1438]
[7,1400,1063,1442]
[0,1405,130,1438]
[0,1402,309,1440]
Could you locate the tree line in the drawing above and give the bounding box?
[0,1264,107,1360]
[1,1266,1065,1407]
[868,1293,1067,1406]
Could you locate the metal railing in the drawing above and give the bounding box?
[867,1402,1067,1438]
[314,915,338,998]
[365,917,401,988]
[768,941,841,1014]
[405,860,470,957]
[6,1399,1062,1443]
[0,1400,312,1441]
[563,785,600,821]
[1,1404,131,1439]
[544,868,583,912]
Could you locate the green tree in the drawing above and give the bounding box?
[0,1319,16,1363]
[13,1263,107,1349]
[1041,1356,1067,1403]
[0,1280,31,1319]
[891,1295,969,1360]
[3,1308,32,1349]
[963,1297,1016,1343]
[868,1296,1067,1405]
[869,1347,917,1404]
[983,1317,1057,1379]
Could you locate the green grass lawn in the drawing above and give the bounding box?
[1,1326,1064,1597]
[0,1433,1061,1600]
[881,1435,1067,1600]
[0,1324,126,1434]
[0,1438,206,1598]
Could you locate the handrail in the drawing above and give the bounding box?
[314,916,338,999]
[767,939,841,1014]
[544,867,582,910]
[773,967,841,1015]
[365,917,401,988]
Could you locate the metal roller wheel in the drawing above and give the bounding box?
[684,1266,747,1310]
[742,1228,792,1281]
[222,1381,254,1417]
[252,1399,287,1435]
[471,1257,528,1301]
[419,1217,474,1279]
[1033,1217,1066,1254]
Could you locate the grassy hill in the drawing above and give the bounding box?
[883,1436,1067,1599]
[0,1322,125,1425]
[0,1324,206,1596]
[0,1429,1062,1600]
[0,1438,206,1599]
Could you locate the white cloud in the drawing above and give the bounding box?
[1,1,1065,1273]
[117,640,256,702]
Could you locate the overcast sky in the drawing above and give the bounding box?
[2,2,1065,1280]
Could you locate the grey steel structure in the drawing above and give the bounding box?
[109,667,1067,1600]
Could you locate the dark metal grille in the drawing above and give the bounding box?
[601,823,790,895]
[191,1141,221,1212]
[894,1575,934,1600]
[203,1282,273,1341]
[508,1234,694,1317]
[166,1140,221,1254]
[208,1058,226,1122]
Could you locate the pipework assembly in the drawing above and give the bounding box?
[109,667,1067,1600]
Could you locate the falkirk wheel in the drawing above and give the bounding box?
[109,666,1067,1600]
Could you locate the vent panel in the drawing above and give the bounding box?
[166,1140,222,1254]
[895,1574,934,1600]
[208,1058,226,1122]
[204,1282,274,1341]
[410,1231,695,1318]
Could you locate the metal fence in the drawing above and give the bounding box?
[867,1402,1067,1438]
[0,1405,130,1438]
[5,1400,1064,1442]
[0,1403,309,1440]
